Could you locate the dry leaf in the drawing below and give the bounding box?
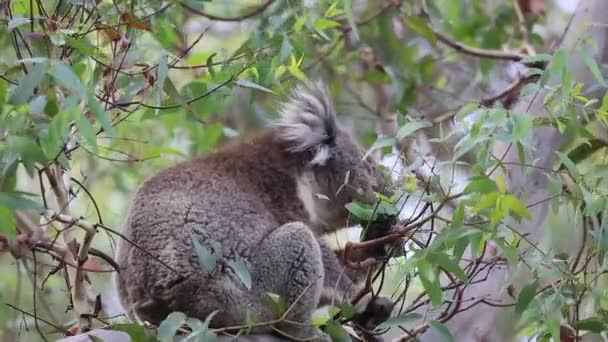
[96,24,122,41]
[120,12,151,31]
[518,0,546,16]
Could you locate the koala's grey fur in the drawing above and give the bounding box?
[114,82,391,341]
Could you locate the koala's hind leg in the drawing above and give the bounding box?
[253,221,328,341]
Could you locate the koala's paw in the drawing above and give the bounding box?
[352,293,393,335]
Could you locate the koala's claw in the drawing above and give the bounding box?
[352,293,394,331]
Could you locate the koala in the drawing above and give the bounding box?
[114,81,393,341]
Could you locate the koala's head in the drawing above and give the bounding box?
[275,81,387,230]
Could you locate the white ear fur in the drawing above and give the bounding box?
[275,81,337,166]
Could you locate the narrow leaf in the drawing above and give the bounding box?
[502,194,532,219]
[75,115,98,152]
[427,252,468,283]
[452,203,464,228]
[228,259,252,290]
[455,102,479,120]
[49,62,85,98]
[8,17,30,30]
[9,60,48,105]
[515,279,538,314]
[0,192,43,211]
[191,234,217,273]
[103,324,156,342]
[343,0,359,41]
[87,92,115,137]
[235,79,276,94]
[580,50,607,87]
[573,317,608,333]
[375,313,422,330]
[157,312,186,341]
[0,207,16,236]
[396,119,432,140]
[404,16,436,43]
[418,260,442,307]
[511,113,533,141]
[429,320,455,342]
[325,320,351,342]
[363,136,396,159]
[521,54,552,65]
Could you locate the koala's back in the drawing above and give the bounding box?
[115,131,308,324]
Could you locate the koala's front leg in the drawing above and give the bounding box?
[317,240,393,341]
[317,239,358,307]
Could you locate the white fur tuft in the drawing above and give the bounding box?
[275,81,337,165]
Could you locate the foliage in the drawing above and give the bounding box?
[1,0,607,341]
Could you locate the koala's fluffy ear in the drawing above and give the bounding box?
[275,81,337,165]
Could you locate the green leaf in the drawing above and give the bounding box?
[551,50,569,74]
[495,174,507,193]
[235,79,276,94]
[9,60,48,105]
[343,0,359,41]
[86,90,115,138]
[75,115,98,152]
[363,136,396,159]
[8,17,30,30]
[573,317,608,333]
[521,54,552,65]
[473,192,500,212]
[502,194,531,219]
[547,315,561,342]
[162,74,188,108]
[314,18,341,30]
[29,96,47,116]
[183,327,217,342]
[325,320,352,342]
[404,16,436,44]
[0,207,16,236]
[375,312,422,331]
[556,151,579,177]
[345,201,374,221]
[156,54,169,106]
[157,312,186,341]
[418,260,442,307]
[455,102,479,120]
[430,227,481,252]
[511,113,533,141]
[539,67,552,88]
[263,292,287,317]
[427,252,468,283]
[191,234,217,273]
[515,279,538,314]
[49,32,66,46]
[102,324,156,342]
[0,192,43,211]
[494,238,519,265]
[228,259,252,290]
[588,165,608,179]
[279,36,293,63]
[66,36,98,57]
[516,142,526,172]
[339,302,355,320]
[396,119,432,140]
[429,320,455,342]
[49,62,85,98]
[452,203,464,228]
[580,50,607,87]
[6,136,47,165]
[86,92,115,137]
[464,176,498,194]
